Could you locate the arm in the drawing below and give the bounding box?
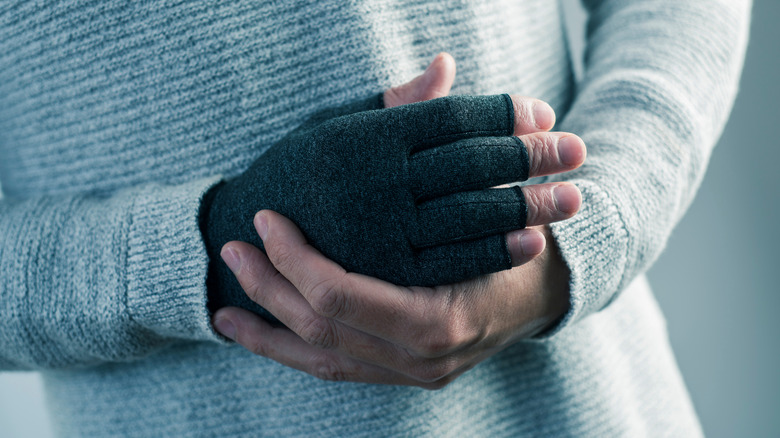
[202,59,577,319]
[0,54,480,371]
[212,1,751,387]
[548,0,751,332]
[0,178,223,370]
[212,91,585,387]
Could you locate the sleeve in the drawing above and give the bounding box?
[0,177,226,370]
[546,0,751,333]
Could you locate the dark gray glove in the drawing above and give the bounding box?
[201,94,530,320]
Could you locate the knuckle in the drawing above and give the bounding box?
[299,316,339,350]
[383,87,401,108]
[416,327,463,358]
[241,276,265,303]
[417,334,451,358]
[512,97,533,130]
[522,187,557,225]
[410,289,479,358]
[267,241,299,274]
[309,275,349,319]
[248,338,270,357]
[526,134,558,176]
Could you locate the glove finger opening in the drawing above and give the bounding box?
[410,234,511,287]
[408,136,529,201]
[378,94,515,153]
[412,185,527,249]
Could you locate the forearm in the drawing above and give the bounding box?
[0,178,222,370]
[548,0,751,330]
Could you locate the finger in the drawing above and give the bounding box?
[413,182,579,251]
[256,209,416,329]
[257,209,454,348]
[224,241,476,382]
[224,236,399,363]
[251,211,545,381]
[381,94,516,151]
[521,182,581,227]
[409,136,529,201]
[413,181,580,249]
[223,233,420,373]
[384,52,455,108]
[505,227,546,267]
[413,186,527,248]
[409,132,585,201]
[509,95,556,135]
[212,307,427,386]
[521,132,586,178]
[218,242,280,322]
[220,239,307,325]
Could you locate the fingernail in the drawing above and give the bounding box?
[553,184,581,215]
[532,101,555,130]
[520,232,545,256]
[558,135,584,167]
[221,247,241,273]
[426,52,444,71]
[507,230,545,266]
[254,212,268,240]
[214,317,236,341]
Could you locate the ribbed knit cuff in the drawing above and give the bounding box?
[126,176,226,343]
[540,179,630,337]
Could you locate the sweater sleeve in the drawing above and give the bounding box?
[0,177,225,370]
[546,0,751,333]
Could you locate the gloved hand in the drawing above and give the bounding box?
[201,94,531,319]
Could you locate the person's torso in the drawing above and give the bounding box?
[0,0,573,199]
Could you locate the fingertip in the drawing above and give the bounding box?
[421,52,455,98]
[507,229,546,266]
[426,52,453,69]
[220,244,242,273]
[532,100,556,131]
[557,135,586,168]
[254,210,269,240]
[552,184,582,216]
[213,312,237,341]
[433,52,455,72]
[511,96,556,135]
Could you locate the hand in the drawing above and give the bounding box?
[212,54,584,388]
[202,54,583,317]
[214,210,571,389]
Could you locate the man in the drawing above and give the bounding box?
[0,1,750,435]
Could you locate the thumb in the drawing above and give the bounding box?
[384,52,456,108]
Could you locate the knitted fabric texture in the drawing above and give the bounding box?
[203,94,529,316]
[0,0,750,436]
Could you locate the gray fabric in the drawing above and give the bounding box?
[203,94,529,316]
[0,0,750,436]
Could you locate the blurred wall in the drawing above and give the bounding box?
[1,1,778,437]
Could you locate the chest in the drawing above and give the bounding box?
[0,0,570,197]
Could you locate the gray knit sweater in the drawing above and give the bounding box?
[0,1,750,436]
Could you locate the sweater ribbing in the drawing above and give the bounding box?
[0,0,749,436]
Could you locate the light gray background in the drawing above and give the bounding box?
[1,2,777,437]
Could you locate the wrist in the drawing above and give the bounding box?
[530,225,571,336]
[500,225,570,338]
[197,180,230,314]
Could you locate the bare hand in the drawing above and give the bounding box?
[214,212,570,389]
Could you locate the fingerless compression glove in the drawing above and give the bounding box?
[201,94,531,319]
